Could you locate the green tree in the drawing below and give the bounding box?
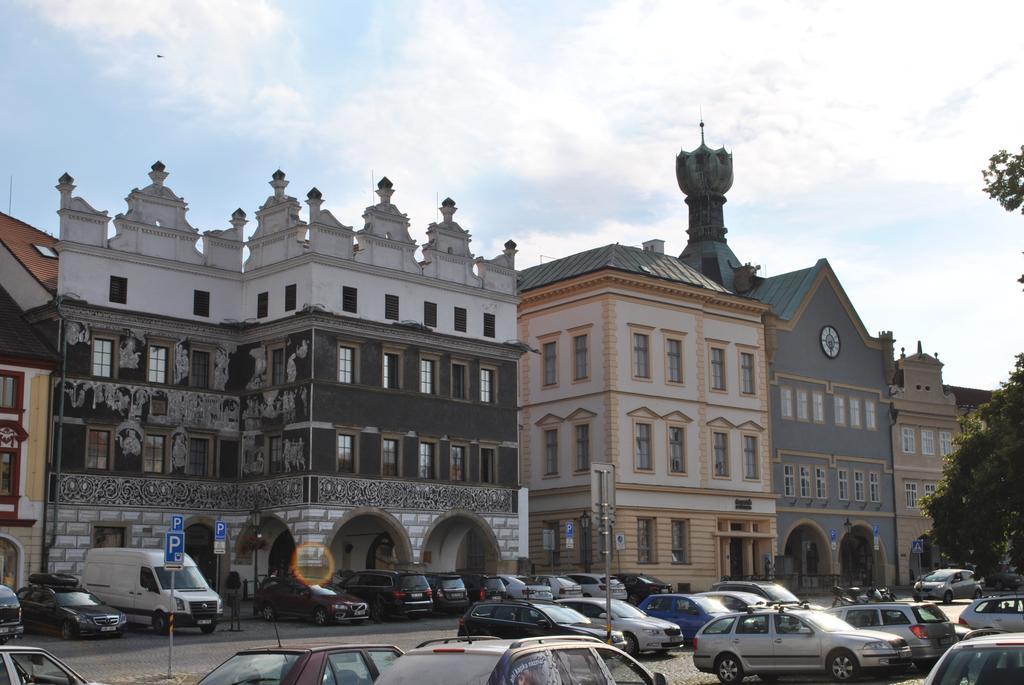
[923,354,1024,575]
[983,146,1024,214]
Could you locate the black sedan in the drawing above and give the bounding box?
[17,584,125,639]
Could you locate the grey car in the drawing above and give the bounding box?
[498,575,554,600]
[693,607,913,683]
[828,602,957,670]
[566,574,628,600]
[558,598,683,656]
[530,575,583,599]
[958,595,1024,632]
[914,568,983,604]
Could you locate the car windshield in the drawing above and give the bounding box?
[804,612,856,632]
[198,653,301,685]
[399,575,429,590]
[544,605,591,625]
[692,597,729,613]
[154,566,208,590]
[759,585,800,603]
[309,585,337,595]
[921,570,955,582]
[610,600,648,619]
[54,590,104,607]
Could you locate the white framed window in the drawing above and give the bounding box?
[635,423,653,470]
[921,429,935,456]
[143,434,165,474]
[815,466,827,499]
[799,466,811,497]
[854,471,865,502]
[92,338,114,378]
[148,345,168,384]
[869,472,880,503]
[939,430,952,456]
[905,482,918,508]
[381,438,399,477]
[740,352,755,394]
[796,389,809,421]
[865,399,877,430]
[544,429,558,475]
[781,386,793,419]
[712,432,729,477]
[783,464,795,497]
[418,441,436,479]
[710,347,726,390]
[834,395,847,425]
[813,392,825,423]
[337,434,355,473]
[902,426,916,453]
[480,367,496,403]
[668,426,685,474]
[666,338,684,384]
[850,398,862,428]
[838,469,849,501]
[338,346,355,384]
[382,351,401,389]
[924,483,936,497]
[633,333,650,379]
[419,358,436,394]
[743,435,759,479]
[87,429,111,469]
[450,445,466,481]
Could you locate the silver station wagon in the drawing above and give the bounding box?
[828,602,957,670]
[693,607,913,683]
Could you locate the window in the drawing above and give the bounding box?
[383,352,400,389]
[147,345,168,384]
[869,472,880,503]
[924,483,936,498]
[338,346,355,383]
[483,313,495,338]
[854,471,865,502]
[813,391,825,423]
[905,482,918,508]
[270,437,284,474]
[865,399,877,429]
[740,352,755,394]
[187,438,210,476]
[423,301,437,328]
[337,434,354,473]
[93,526,124,548]
[190,350,210,389]
[480,447,496,484]
[143,435,165,473]
[633,333,650,378]
[799,466,811,497]
[669,427,685,474]
[815,466,826,499]
[939,430,952,456]
[92,339,113,378]
[0,453,13,495]
[419,358,436,394]
[902,426,916,453]
[284,284,297,311]
[454,306,467,332]
[87,430,110,469]
[544,429,558,475]
[671,520,689,563]
[712,431,728,477]
[542,341,557,386]
[575,424,590,471]
[637,519,654,563]
[743,435,758,479]
[635,423,652,470]
[710,347,726,390]
[108,275,127,304]
[451,363,467,399]
[257,291,268,318]
[573,334,588,380]
[450,445,466,481]
[666,338,683,383]
[780,386,793,419]
[381,438,399,477]
[418,442,435,479]
[838,469,849,500]
[190,289,211,318]
[33,244,58,258]
[834,395,847,425]
[921,429,935,456]
[384,294,399,320]
[0,374,17,409]
[850,398,862,428]
[342,286,358,313]
[783,464,795,497]
[796,389,809,421]
[271,347,285,385]
[480,367,495,403]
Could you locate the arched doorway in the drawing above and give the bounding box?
[782,523,830,591]
[268,529,296,577]
[328,509,413,576]
[185,524,216,588]
[421,511,501,573]
[840,526,874,586]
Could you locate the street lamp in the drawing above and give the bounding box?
[249,507,262,604]
[580,512,592,573]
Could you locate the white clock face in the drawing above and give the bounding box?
[820,326,841,358]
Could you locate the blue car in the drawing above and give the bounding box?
[637,593,730,642]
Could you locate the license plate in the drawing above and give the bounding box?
[411,593,423,599]
[100,626,117,632]
[197,619,212,625]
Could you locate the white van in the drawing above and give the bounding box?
[83,548,222,633]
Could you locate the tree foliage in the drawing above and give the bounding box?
[923,354,1024,576]
[983,146,1024,214]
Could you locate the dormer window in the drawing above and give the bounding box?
[33,244,58,258]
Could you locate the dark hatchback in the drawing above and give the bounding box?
[460,573,507,602]
[256,578,368,626]
[17,582,125,639]
[198,644,403,685]
[335,571,433,621]
[616,574,672,605]
[0,584,23,644]
[423,574,469,614]
[457,598,627,649]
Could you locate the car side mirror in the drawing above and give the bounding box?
[536,619,551,628]
[653,673,667,685]
[598,612,608,619]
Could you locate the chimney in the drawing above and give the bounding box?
[306,187,323,224]
[642,239,665,254]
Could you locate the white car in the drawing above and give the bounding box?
[559,598,683,657]
[958,595,1024,632]
[924,630,1024,684]
[530,575,583,598]
[497,575,553,600]
[566,574,628,600]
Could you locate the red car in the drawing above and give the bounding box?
[198,645,403,685]
[256,578,369,625]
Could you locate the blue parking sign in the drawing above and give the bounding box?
[215,520,227,541]
[164,531,185,567]
[873,523,880,537]
[170,514,184,532]
[829,528,837,542]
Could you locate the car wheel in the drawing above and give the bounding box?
[370,600,384,623]
[61,620,77,640]
[623,632,639,657]
[313,607,329,626]
[944,591,954,605]
[714,654,744,684]
[828,648,860,682]
[262,604,277,622]
[200,624,216,634]
[151,611,169,635]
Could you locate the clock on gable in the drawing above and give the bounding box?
[820,325,841,359]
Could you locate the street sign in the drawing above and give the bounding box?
[164,531,185,569]
[614,532,626,551]
[214,540,226,555]
[170,514,184,533]
[873,523,880,537]
[566,521,575,550]
[829,528,837,542]
[591,463,616,525]
[215,520,227,541]
[912,539,925,554]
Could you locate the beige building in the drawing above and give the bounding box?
[518,241,775,592]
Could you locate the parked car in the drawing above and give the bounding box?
[0,585,23,645]
[376,636,668,685]
[957,595,1024,632]
[984,568,1024,591]
[638,593,730,642]
[457,598,627,649]
[914,568,983,604]
[615,574,671,605]
[529,575,583,598]
[828,601,957,671]
[17,574,126,639]
[710,580,803,605]
[255,577,368,625]
[197,644,403,685]
[558,597,683,656]
[0,645,112,685]
[336,571,432,622]
[565,574,627,600]
[458,573,507,602]
[695,591,769,613]
[422,574,469,614]
[924,630,1024,684]
[693,607,913,683]
[497,575,553,600]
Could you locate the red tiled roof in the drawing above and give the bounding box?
[945,385,994,410]
[0,211,59,292]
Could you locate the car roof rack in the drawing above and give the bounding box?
[509,636,603,649]
[415,636,501,649]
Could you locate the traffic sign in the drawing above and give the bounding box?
[614,532,626,551]
[214,540,226,555]
[170,515,184,533]
[829,528,837,542]
[873,523,880,537]
[164,531,185,569]
[911,539,925,554]
[566,521,575,550]
[215,520,227,541]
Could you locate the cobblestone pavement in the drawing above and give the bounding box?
[23,599,970,685]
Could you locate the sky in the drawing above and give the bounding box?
[1,0,1021,388]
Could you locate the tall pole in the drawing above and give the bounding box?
[51,301,68,559]
[601,470,612,644]
[167,568,175,678]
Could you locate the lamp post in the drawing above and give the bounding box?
[249,507,262,607]
[842,518,853,585]
[580,512,591,573]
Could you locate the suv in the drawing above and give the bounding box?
[914,568,983,604]
[336,571,432,621]
[423,574,469,614]
[710,580,802,605]
[615,574,671,605]
[458,598,627,649]
[459,573,507,602]
[924,631,1024,684]
[0,584,22,644]
[828,602,957,670]
[376,636,668,685]
[693,607,913,683]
